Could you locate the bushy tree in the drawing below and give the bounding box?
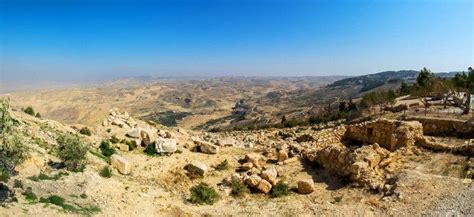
[0,100,29,179]
[360,90,397,116]
[449,67,473,114]
[23,107,35,116]
[416,67,433,87]
[56,133,88,172]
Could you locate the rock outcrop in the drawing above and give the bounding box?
[110,154,132,175]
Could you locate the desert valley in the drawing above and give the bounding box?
[0,69,473,216]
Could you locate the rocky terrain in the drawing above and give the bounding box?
[0,94,472,216]
[0,76,354,130]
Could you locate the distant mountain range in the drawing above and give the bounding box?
[328,70,463,92]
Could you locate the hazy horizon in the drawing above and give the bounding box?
[1,0,473,84]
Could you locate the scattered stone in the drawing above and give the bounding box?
[241,162,253,170]
[184,161,208,177]
[248,167,261,176]
[261,166,278,179]
[118,143,130,152]
[110,154,131,175]
[218,138,236,146]
[140,129,152,146]
[256,179,272,194]
[126,128,141,138]
[198,140,219,154]
[277,150,289,162]
[298,180,314,194]
[244,153,266,169]
[245,174,262,188]
[155,138,177,153]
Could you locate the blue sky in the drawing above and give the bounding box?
[0,0,473,82]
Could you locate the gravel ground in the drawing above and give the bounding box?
[428,183,473,216]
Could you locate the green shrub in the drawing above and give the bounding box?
[56,133,88,172]
[0,132,29,179]
[144,143,159,156]
[99,166,112,178]
[80,193,87,199]
[23,107,35,116]
[39,195,76,211]
[35,113,41,118]
[214,159,229,171]
[28,171,69,182]
[79,127,91,136]
[22,187,37,202]
[13,179,23,188]
[189,183,219,205]
[99,140,115,157]
[0,171,9,182]
[39,194,101,214]
[1,100,29,178]
[230,178,249,197]
[270,182,290,198]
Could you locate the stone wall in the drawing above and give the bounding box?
[406,116,474,138]
[344,119,423,151]
[303,143,398,191]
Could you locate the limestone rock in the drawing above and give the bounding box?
[256,179,272,194]
[297,180,314,194]
[218,138,236,147]
[244,153,266,169]
[277,150,289,162]
[241,162,253,170]
[155,138,177,153]
[140,129,152,146]
[126,128,141,138]
[118,143,129,152]
[245,174,262,188]
[110,154,131,175]
[198,140,219,154]
[184,161,208,177]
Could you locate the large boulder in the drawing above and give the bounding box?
[256,179,272,194]
[260,166,278,185]
[184,161,208,177]
[110,154,131,175]
[126,128,141,138]
[277,150,289,162]
[218,138,236,147]
[297,180,314,194]
[140,129,152,146]
[198,141,219,154]
[244,153,266,169]
[155,138,177,153]
[245,174,262,188]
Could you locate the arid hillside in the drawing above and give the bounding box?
[1,76,345,129]
[0,98,472,216]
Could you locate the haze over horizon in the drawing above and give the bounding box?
[1,0,473,84]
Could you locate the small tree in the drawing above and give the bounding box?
[450,67,473,114]
[56,133,88,172]
[417,67,433,87]
[399,81,411,95]
[189,183,219,205]
[0,100,29,179]
[23,107,35,116]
